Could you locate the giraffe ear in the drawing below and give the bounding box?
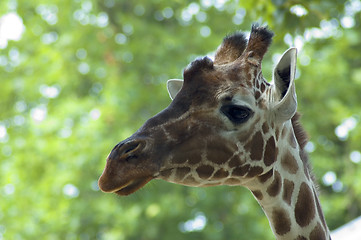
[167,79,183,100]
[272,48,297,122]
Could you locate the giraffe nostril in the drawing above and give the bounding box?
[124,144,138,154]
[110,139,146,162]
[125,140,145,153]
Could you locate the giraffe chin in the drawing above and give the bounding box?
[113,177,153,196]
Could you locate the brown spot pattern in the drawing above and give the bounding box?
[282,179,294,205]
[213,169,229,179]
[196,165,214,179]
[232,164,250,177]
[171,155,187,164]
[188,158,201,165]
[266,170,281,197]
[272,208,291,236]
[225,178,241,185]
[170,137,203,165]
[260,82,266,92]
[255,91,261,100]
[262,122,269,134]
[281,150,299,174]
[258,169,273,183]
[206,142,233,164]
[295,236,307,240]
[188,151,202,164]
[245,131,264,161]
[159,168,173,179]
[247,166,263,178]
[264,137,277,166]
[252,190,263,200]
[309,223,326,240]
[207,154,227,165]
[228,155,241,168]
[175,167,191,180]
[295,182,316,227]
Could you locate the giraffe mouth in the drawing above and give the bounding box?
[113,177,153,196]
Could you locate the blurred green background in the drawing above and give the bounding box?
[1,0,361,239]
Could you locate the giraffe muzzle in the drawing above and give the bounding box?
[98,138,157,195]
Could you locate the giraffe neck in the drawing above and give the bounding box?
[246,121,330,240]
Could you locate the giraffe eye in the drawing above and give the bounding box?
[221,105,253,124]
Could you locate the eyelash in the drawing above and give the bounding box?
[220,105,253,124]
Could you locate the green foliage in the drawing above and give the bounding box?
[1,0,361,239]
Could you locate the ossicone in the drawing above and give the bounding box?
[243,24,274,64]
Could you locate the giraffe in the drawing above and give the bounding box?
[98,25,331,240]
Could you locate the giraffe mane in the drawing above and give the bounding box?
[291,112,308,149]
[291,112,318,185]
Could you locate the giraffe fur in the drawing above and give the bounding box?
[98,25,331,240]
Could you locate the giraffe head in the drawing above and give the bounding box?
[98,25,298,195]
